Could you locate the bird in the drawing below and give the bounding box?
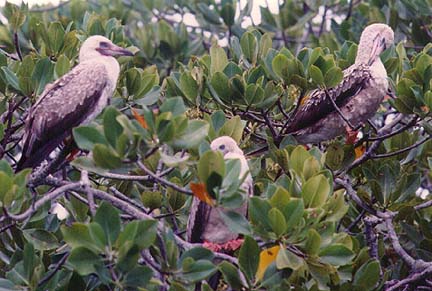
[15,35,134,171]
[284,23,394,144]
[187,136,253,289]
[187,136,253,249]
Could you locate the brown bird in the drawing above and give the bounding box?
[285,23,394,144]
[16,35,133,171]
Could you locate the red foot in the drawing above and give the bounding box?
[345,126,359,145]
[203,239,244,252]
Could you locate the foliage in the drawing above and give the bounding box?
[0,0,431,290]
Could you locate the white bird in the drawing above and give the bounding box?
[187,136,253,251]
[285,23,394,143]
[16,35,133,171]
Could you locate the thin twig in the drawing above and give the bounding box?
[13,32,22,61]
[137,160,193,195]
[37,252,69,287]
[371,136,431,159]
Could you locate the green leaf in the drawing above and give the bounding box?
[61,223,102,253]
[198,149,225,183]
[238,236,260,281]
[180,247,215,263]
[353,259,381,289]
[0,278,20,290]
[7,3,26,30]
[268,208,287,237]
[73,126,107,151]
[160,97,186,117]
[289,146,310,174]
[219,209,252,235]
[210,45,228,75]
[172,120,209,149]
[324,66,343,87]
[219,261,245,290]
[124,266,153,288]
[240,32,258,65]
[302,175,330,208]
[305,228,321,255]
[218,116,244,143]
[211,71,231,102]
[269,186,290,210]
[309,65,324,86]
[221,3,235,26]
[182,259,216,282]
[249,197,272,233]
[180,72,198,101]
[0,172,13,201]
[272,54,290,81]
[1,67,21,92]
[93,144,122,169]
[68,247,103,276]
[32,57,55,95]
[117,220,157,249]
[23,243,35,282]
[47,22,65,53]
[244,83,264,105]
[54,54,70,77]
[103,107,123,149]
[276,248,303,271]
[94,202,121,245]
[319,244,355,266]
[22,229,59,251]
[197,3,221,25]
[284,199,304,231]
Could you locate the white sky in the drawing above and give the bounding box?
[0,0,281,24]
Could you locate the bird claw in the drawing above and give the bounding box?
[203,239,244,252]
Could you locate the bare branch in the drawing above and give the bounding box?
[137,159,193,195]
[6,182,82,221]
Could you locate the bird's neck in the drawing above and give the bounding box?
[81,56,120,86]
[355,44,371,65]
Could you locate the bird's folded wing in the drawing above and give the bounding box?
[286,65,372,133]
[186,197,212,243]
[22,63,109,158]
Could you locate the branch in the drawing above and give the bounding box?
[334,177,377,215]
[371,136,431,159]
[383,212,418,269]
[137,160,193,195]
[385,266,432,291]
[30,0,71,12]
[364,216,380,260]
[6,182,82,221]
[37,252,69,287]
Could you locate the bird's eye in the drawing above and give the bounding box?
[219,145,226,150]
[99,41,110,48]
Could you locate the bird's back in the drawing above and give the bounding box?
[16,63,109,171]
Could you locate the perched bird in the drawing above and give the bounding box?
[187,136,253,250]
[16,35,133,171]
[285,23,394,144]
[187,136,253,289]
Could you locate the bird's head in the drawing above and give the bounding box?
[210,136,243,156]
[356,23,394,65]
[79,35,134,62]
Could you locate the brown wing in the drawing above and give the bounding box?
[16,63,109,171]
[285,65,372,133]
[186,197,212,243]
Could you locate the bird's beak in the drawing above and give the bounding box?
[97,43,134,57]
[368,34,385,65]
